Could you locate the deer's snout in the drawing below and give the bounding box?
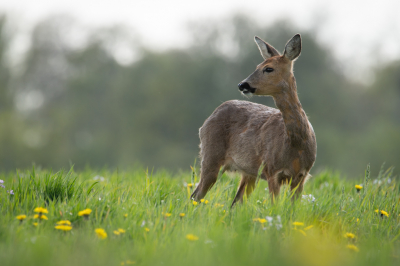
[238,82,255,94]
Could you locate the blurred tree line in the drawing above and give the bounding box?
[0,14,399,177]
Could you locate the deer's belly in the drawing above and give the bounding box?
[224,156,260,177]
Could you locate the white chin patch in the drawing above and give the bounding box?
[241,90,253,97]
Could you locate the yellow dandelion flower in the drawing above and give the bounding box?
[118,228,126,233]
[186,234,199,241]
[292,222,304,226]
[56,220,71,226]
[121,262,125,266]
[258,219,267,224]
[16,215,27,221]
[380,210,389,217]
[34,214,48,220]
[124,214,128,218]
[55,225,72,231]
[200,199,205,203]
[204,200,209,204]
[355,185,362,192]
[144,227,150,232]
[304,225,314,231]
[78,208,92,217]
[95,228,107,239]
[193,201,198,206]
[164,213,172,217]
[34,207,48,214]
[187,183,193,187]
[374,209,379,213]
[179,213,185,217]
[356,218,360,223]
[215,203,224,208]
[33,222,38,227]
[113,230,120,235]
[346,244,359,252]
[297,229,307,236]
[344,233,356,239]
[125,260,135,265]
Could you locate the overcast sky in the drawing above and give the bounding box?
[2,0,400,81]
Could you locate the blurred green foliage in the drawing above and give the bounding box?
[0,14,399,177]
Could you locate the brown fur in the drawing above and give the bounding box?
[191,34,317,207]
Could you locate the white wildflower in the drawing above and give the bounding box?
[373,179,382,185]
[93,175,106,182]
[302,194,316,203]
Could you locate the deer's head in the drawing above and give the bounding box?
[238,34,301,96]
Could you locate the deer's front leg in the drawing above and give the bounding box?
[290,176,305,201]
[267,178,280,203]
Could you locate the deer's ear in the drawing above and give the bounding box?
[254,36,280,60]
[283,34,301,61]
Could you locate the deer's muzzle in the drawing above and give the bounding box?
[238,82,256,94]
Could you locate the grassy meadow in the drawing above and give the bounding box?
[0,165,399,266]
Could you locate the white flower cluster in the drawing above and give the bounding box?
[264,215,282,230]
[373,178,391,185]
[0,179,14,195]
[302,194,316,203]
[93,175,106,182]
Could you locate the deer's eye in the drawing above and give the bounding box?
[264,67,274,73]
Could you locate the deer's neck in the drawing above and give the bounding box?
[273,79,311,149]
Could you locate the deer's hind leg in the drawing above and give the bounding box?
[191,158,223,201]
[231,175,256,207]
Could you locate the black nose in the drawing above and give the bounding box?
[238,82,250,91]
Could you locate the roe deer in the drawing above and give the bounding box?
[191,34,317,207]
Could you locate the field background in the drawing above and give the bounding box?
[1,165,399,266]
[0,11,400,177]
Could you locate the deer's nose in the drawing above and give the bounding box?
[238,82,250,91]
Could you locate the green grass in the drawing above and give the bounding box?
[0,165,399,266]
